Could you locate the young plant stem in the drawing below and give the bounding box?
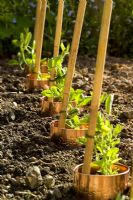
[34,0,47,74]
[82,0,113,174]
[50,0,64,89]
[58,0,87,133]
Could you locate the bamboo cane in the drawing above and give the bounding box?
[131,168,133,200]
[50,0,64,88]
[58,0,87,132]
[130,153,133,200]
[34,0,41,43]
[34,0,47,74]
[82,0,113,174]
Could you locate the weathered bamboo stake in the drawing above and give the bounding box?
[50,0,64,88]
[82,0,113,174]
[34,0,47,74]
[130,153,133,200]
[58,0,87,132]
[34,0,41,43]
[131,169,133,200]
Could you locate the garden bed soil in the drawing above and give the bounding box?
[0,56,133,199]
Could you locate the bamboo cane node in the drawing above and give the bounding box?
[60,110,66,113]
[63,92,69,95]
[54,45,60,48]
[85,134,94,139]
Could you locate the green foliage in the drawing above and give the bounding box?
[77,113,123,175]
[47,43,69,85]
[41,86,91,107]
[10,29,69,80]
[0,0,36,55]
[41,85,64,102]
[115,193,127,200]
[76,93,123,175]
[70,88,92,107]
[9,29,36,72]
[94,113,123,175]
[66,92,114,129]
[105,94,114,115]
[66,114,90,129]
[109,0,133,57]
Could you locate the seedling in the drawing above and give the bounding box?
[41,85,64,102]
[78,113,123,175]
[47,42,70,85]
[10,29,36,73]
[65,114,89,129]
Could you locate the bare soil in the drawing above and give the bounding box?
[0,56,133,200]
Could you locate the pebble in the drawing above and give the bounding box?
[13,102,17,107]
[0,142,3,150]
[10,178,18,186]
[44,175,55,189]
[6,194,14,198]
[9,111,15,121]
[0,151,3,158]
[26,166,43,189]
[2,189,8,194]
[124,110,133,119]
[29,157,37,162]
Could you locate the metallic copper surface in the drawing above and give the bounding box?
[50,120,88,142]
[41,99,62,114]
[73,163,130,200]
[37,79,49,89]
[62,128,88,142]
[50,101,63,114]
[26,73,49,89]
[50,120,59,137]
[40,61,48,73]
[26,73,38,89]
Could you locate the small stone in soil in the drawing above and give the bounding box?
[44,175,55,189]
[0,151,3,158]
[124,110,133,119]
[26,166,43,189]
[9,111,15,121]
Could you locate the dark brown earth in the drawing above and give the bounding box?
[0,56,133,200]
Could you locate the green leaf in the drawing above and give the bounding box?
[77,136,87,145]
[68,107,79,117]
[96,145,103,154]
[60,42,66,52]
[113,124,123,136]
[78,96,92,107]
[105,94,114,115]
[100,92,108,104]
[72,115,80,126]
[41,89,53,98]
[79,115,90,125]
[12,39,20,47]
[111,158,121,164]
[8,59,19,65]
[106,147,119,157]
[25,31,32,47]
